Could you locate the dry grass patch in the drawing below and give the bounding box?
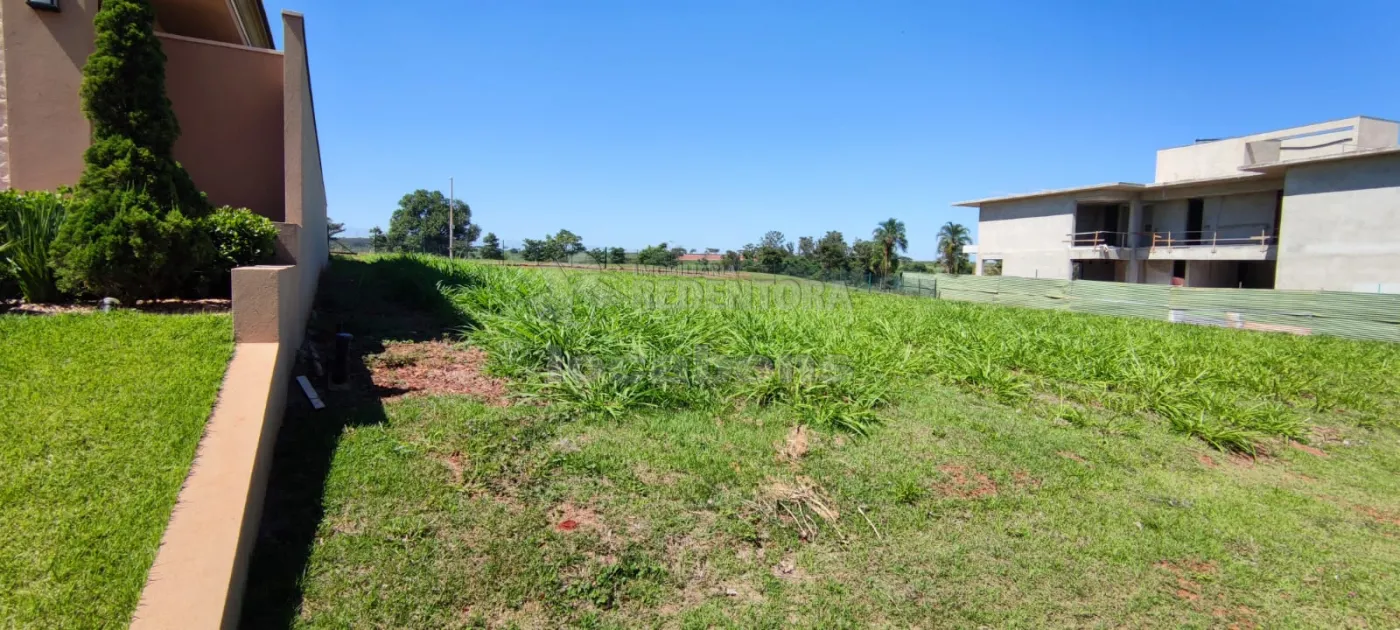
[369,340,510,404]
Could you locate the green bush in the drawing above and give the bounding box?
[207,206,278,270]
[51,0,211,302]
[0,190,67,303]
[51,188,210,301]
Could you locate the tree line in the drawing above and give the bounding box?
[365,196,975,281]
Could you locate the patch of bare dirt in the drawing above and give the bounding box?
[438,450,465,484]
[1354,505,1400,527]
[1289,441,1328,458]
[1196,453,1219,468]
[368,340,510,404]
[933,465,999,499]
[1155,559,1217,602]
[549,502,602,534]
[1,298,230,315]
[633,463,682,487]
[771,551,808,581]
[776,425,811,464]
[755,477,840,542]
[1057,451,1087,464]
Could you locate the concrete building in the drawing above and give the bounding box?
[956,116,1400,292]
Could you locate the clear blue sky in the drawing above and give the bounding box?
[263,0,1400,259]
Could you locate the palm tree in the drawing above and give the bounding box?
[872,218,908,278]
[937,222,972,274]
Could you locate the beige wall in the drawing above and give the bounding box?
[160,33,285,220]
[0,0,288,221]
[1276,153,1400,292]
[0,0,97,192]
[283,11,328,311]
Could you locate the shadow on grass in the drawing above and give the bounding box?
[239,256,476,629]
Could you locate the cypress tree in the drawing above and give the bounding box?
[52,0,212,300]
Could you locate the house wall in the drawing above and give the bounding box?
[0,0,287,222]
[978,196,1074,279]
[159,33,284,220]
[0,0,98,192]
[1276,152,1400,292]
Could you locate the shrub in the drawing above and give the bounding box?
[51,0,212,301]
[205,206,278,276]
[0,190,67,303]
[76,0,206,213]
[51,188,210,301]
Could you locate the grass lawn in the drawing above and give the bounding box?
[0,312,233,629]
[243,256,1400,628]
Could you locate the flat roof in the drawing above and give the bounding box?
[955,166,1333,208]
[953,182,1144,207]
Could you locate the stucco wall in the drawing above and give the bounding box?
[978,196,1074,280]
[160,33,284,220]
[1276,153,1400,292]
[0,0,97,192]
[282,12,327,320]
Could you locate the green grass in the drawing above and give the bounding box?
[0,312,233,629]
[243,256,1400,628]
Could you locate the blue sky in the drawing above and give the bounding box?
[263,0,1400,259]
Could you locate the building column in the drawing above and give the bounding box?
[1126,196,1144,283]
[974,257,983,275]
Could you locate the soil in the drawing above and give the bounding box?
[776,425,811,463]
[1289,441,1328,458]
[549,502,602,534]
[933,465,999,499]
[1056,451,1087,463]
[367,340,510,404]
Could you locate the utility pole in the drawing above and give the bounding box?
[448,177,455,259]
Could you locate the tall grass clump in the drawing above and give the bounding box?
[0,190,66,303]
[409,256,1400,450]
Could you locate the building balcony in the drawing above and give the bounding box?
[1067,231,1276,261]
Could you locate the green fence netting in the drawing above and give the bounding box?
[901,274,1400,343]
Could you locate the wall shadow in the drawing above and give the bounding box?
[238,256,474,629]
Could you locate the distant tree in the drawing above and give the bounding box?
[368,226,388,253]
[851,239,881,276]
[553,229,584,262]
[756,230,789,273]
[608,247,627,265]
[983,259,1002,276]
[327,219,346,251]
[814,231,849,274]
[586,247,609,268]
[723,250,741,271]
[479,232,505,260]
[520,238,551,262]
[637,242,681,267]
[872,218,908,278]
[797,236,816,258]
[937,221,972,275]
[384,189,478,255]
[705,247,720,255]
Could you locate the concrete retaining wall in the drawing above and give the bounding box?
[129,12,325,630]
